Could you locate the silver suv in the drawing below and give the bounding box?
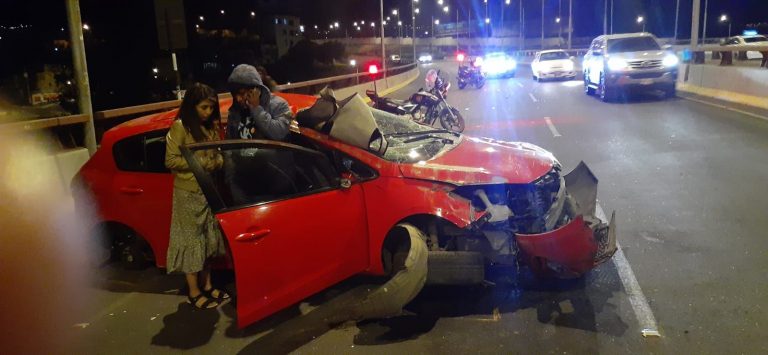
[583,33,679,101]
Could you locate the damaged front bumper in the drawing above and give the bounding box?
[515,161,616,277]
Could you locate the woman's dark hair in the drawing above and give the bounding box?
[178,83,220,142]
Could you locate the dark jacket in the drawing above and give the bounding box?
[226,64,291,140]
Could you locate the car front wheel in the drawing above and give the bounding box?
[584,75,595,95]
[599,72,614,102]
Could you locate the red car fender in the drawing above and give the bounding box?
[360,177,482,275]
[515,215,598,276]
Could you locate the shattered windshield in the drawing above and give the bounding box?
[371,108,460,163]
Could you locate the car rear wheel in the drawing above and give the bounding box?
[110,227,153,270]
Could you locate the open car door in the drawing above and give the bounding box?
[182,140,369,328]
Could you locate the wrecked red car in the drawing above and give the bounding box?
[75,92,615,328]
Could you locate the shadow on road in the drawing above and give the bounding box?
[150,302,221,350]
[353,262,628,346]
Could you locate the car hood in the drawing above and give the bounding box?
[536,59,572,67]
[398,136,557,185]
[607,50,668,60]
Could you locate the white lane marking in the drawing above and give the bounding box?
[543,117,562,137]
[596,204,660,338]
[680,96,768,122]
[516,82,524,88]
[528,93,539,102]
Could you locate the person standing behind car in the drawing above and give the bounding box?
[165,83,230,310]
[226,64,291,140]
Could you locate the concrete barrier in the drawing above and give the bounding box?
[334,65,420,100]
[678,63,768,110]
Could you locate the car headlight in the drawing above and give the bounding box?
[662,54,679,67]
[607,57,628,71]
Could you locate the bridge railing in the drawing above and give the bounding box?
[0,63,417,141]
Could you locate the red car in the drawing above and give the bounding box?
[75,93,615,328]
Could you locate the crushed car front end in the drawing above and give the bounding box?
[451,161,616,278]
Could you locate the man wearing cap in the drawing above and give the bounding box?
[226,64,291,140]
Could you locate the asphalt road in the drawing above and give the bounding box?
[71,61,768,354]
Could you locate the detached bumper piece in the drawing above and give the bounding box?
[516,162,617,277]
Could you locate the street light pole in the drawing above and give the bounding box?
[519,0,524,51]
[702,0,709,44]
[541,0,545,49]
[412,0,416,62]
[603,0,607,35]
[674,0,680,41]
[610,0,613,34]
[380,0,386,80]
[65,0,96,155]
[568,0,573,49]
[691,0,701,48]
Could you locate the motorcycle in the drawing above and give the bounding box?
[366,69,465,133]
[457,57,486,89]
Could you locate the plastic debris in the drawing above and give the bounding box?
[641,329,661,337]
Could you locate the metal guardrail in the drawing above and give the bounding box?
[0,62,418,134]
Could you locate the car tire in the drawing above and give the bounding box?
[599,72,613,102]
[664,84,676,99]
[115,230,153,270]
[584,76,595,95]
[426,251,485,285]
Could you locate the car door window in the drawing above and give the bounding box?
[184,142,341,211]
[112,130,169,173]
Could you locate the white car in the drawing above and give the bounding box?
[722,35,768,60]
[418,54,433,63]
[390,54,402,64]
[482,52,517,78]
[531,50,576,81]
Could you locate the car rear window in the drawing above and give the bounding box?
[112,130,169,173]
[607,37,660,53]
[540,52,569,60]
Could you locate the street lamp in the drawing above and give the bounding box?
[636,16,645,32]
[556,17,561,23]
[443,6,449,13]
[198,16,204,22]
[720,14,731,37]
[82,23,90,31]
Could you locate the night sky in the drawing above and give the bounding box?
[0,0,765,110]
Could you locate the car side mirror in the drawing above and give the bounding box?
[340,172,355,189]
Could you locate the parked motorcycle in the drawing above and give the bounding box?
[366,69,465,133]
[457,57,486,89]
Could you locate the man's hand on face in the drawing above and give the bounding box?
[246,87,262,110]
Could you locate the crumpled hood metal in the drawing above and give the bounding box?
[398,136,557,185]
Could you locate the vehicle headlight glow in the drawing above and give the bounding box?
[419,55,432,62]
[607,57,628,71]
[485,57,515,73]
[662,54,679,67]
